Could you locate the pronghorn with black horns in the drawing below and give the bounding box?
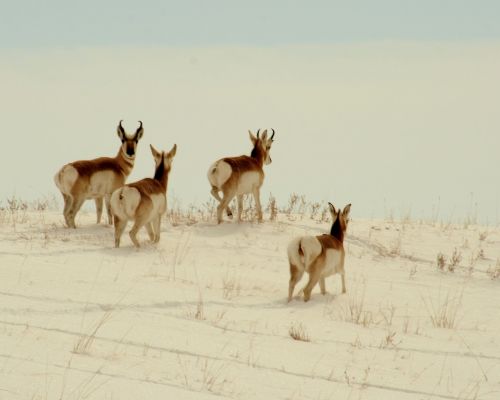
[54,120,144,228]
[110,143,177,248]
[207,129,275,223]
[287,203,351,302]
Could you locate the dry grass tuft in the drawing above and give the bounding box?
[422,289,463,329]
[73,311,113,355]
[486,259,500,280]
[289,322,310,342]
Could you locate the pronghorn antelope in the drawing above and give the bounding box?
[287,203,351,302]
[54,120,144,228]
[207,129,275,224]
[110,143,177,248]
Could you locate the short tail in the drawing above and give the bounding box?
[287,237,305,272]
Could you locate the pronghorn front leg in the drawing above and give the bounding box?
[210,186,233,218]
[252,187,263,222]
[319,277,327,295]
[153,215,161,243]
[105,195,113,225]
[95,198,103,224]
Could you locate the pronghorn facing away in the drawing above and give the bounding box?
[110,143,177,248]
[207,129,275,224]
[287,203,351,302]
[54,121,144,228]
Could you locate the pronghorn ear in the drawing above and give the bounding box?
[167,143,177,158]
[261,129,268,141]
[248,130,257,145]
[117,120,126,140]
[343,204,352,218]
[135,121,144,141]
[328,202,337,215]
[150,144,161,159]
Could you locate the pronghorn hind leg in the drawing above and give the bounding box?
[105,194,113,225]
[62,194,73,227]
[145,222,155,242]
[113,215,127,248]
[319,277,327,295]
[252,187,263,222]
[216,191,235,224]
[129,214,149,248]
[95,197,103,224]
[341,272,346,294]
[288,263,304,302]
[68,196,85,228]
[303,261,322,302]
[210,186,233,219]
[153,215,162,243]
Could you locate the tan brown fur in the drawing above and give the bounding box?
[54,120,143,228]
[207,129,275,223]
[287,203,351,302]
[111,144,176,248]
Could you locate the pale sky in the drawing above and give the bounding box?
[1,2,499,224]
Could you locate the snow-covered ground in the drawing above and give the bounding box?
[1,207,500,399]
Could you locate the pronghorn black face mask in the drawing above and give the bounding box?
[117,120,144,157]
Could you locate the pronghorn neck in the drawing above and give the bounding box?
[153,155,170,192]
[250,142,265,167]
[330,217,345,243]
[115,146,135,177]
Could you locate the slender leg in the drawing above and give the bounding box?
[252,187,263,222]
[62,194,73,227]
[68,197,85,228]
[211,187,233,218]
[319,277,327,295]
[95,198,103,224]
[303,262,322,302]
[288,263,304,302]
[153,215,162,243]
[105,194,113,225]
[113,215,127,248]
[145,222,155,242]
[237,195,243,222]
[341,273,346,294]
[217,192,234,224]
[129,216,148,248]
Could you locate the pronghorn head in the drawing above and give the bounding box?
[328,203,352,238]
[249,128,275,165]
[150,143,177,175]
[117,120,144,158]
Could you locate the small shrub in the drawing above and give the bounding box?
[289,322,310,342]
[486,259,500,280]
[448,248,462,272]
[436,252,446,270]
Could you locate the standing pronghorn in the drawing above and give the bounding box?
[54,121,144,228]
[287,203,351,302]
[207,129,275,224]
[110,143,177,248]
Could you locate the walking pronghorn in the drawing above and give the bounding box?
[110,143,177,248]
[207,129,275,223]
[54,120,144,228]
[287,203,351,302]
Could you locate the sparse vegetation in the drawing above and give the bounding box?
[73,311,113,355]
[288,322,310,342]
[422,289,463,329]
[486,259,500,280]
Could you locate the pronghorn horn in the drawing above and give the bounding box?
[118,120,125,132]
[270,129,275,140]
[256,129,260,139]
[135,120,144,139]
[137,120,143,130]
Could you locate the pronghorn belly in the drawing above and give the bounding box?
[207,160,232,189]
[321,249,343,277]
[88,171,121,198]
[54,164,79,195]
[300,236,322,272]
[110,186,141,221]
[236,171,261,195]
